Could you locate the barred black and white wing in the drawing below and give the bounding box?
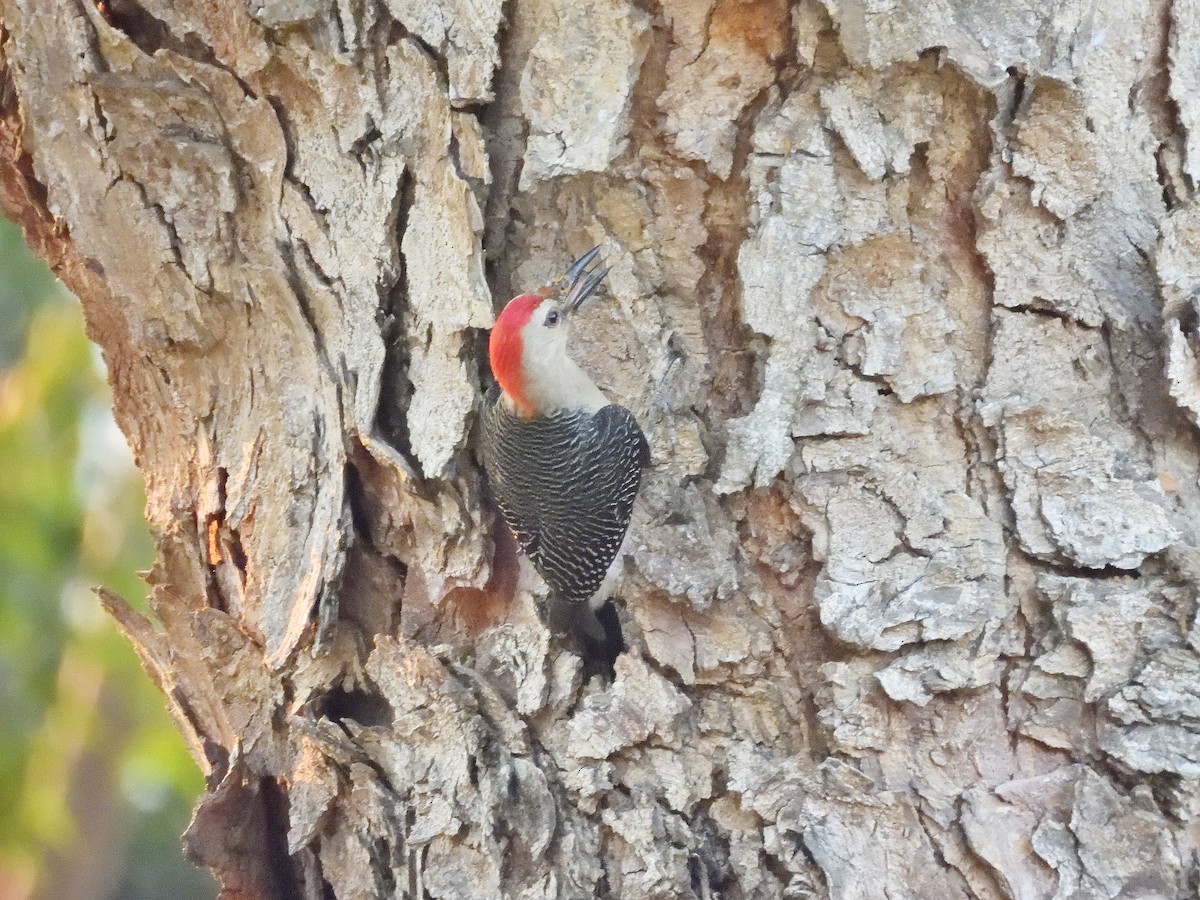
[480,390,650,638]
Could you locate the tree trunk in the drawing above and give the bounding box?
[2,0,1198,896]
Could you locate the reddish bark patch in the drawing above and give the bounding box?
[710,0,790,63]
[443,521,518,634]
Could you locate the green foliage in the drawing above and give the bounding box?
[0,216,211,897]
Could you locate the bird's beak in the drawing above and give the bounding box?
[563,245,610,314]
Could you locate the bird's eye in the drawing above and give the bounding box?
[544,309,560,327]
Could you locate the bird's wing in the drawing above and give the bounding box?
[594,403,651,470]
[591,404,650,529]
[494,493,542,560]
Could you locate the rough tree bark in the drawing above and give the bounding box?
[2,0,1198,897]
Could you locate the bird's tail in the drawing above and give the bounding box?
[546,594,625,672]
[546,593,606,642]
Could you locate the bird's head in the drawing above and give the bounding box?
[489,246,610,418]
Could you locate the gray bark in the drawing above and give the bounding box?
[1,0,1198,897]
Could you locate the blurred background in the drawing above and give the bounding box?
[0,215,212,898]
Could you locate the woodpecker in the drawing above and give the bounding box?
[480,247,650,645]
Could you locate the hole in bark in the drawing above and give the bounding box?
[259,776,298,895]
[351,125,383,164]
[687,853,706,895]
[595,863,613,900]
[317,686,393,728]
[207,467,249,583]
[343,462,373,541]
[100,0,170,53]
[226,526,248,580]
[101,0,216,63]
[506,764,519,799]
[1177,299,1199,336]
[375,170,424,477]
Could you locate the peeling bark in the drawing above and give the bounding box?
[2,0,1199,897]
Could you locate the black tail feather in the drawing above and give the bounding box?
[546,595,624,676]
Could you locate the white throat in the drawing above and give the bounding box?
[519,322,608,415]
